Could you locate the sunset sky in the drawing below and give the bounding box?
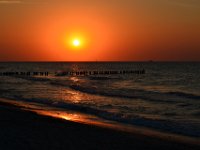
[0,0,200,61]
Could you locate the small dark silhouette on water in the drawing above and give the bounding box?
[0,72,49,76]
[0,69,145,77]
[55,69,145,76]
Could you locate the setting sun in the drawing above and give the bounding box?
[65,32,90,53]
[73,39,80,47]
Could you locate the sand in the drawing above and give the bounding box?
[0,101,199,150]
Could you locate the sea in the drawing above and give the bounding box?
[0,62,200,137]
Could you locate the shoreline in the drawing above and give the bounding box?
[0,98,200,150]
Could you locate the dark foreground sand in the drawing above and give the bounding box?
[0,102,199,150]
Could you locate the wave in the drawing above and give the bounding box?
[88,76,122,80]
[51,82,200,104]
[11,75,200,103]
[166,92,200,100]
[13,76,51,82]
[2,95,200,137]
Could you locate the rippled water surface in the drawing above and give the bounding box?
[0,62,200,137]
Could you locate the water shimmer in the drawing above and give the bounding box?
[0,62,200,138]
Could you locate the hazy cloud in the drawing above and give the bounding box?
[166,0,200,8]
[0,0,22,4]
[0,0,47,4]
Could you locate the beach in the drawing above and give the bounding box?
[0,100,199,150]
[1,0,200,148]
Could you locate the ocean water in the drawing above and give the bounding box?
[0,62,200,137]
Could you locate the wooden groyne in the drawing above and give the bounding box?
[56,69,145,76]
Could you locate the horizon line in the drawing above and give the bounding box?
[0,60,200,63]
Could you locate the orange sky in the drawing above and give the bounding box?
[0,0,200,61]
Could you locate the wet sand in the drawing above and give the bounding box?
[0,101,199,150]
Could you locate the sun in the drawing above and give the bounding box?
[64,33,88,51]
[73,39,80,47]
